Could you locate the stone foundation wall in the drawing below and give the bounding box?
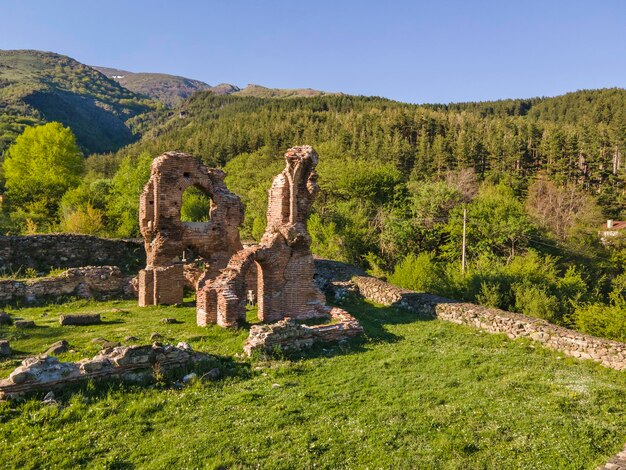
[0,266,134,305]
[0,235,143,274]
[0,343,210,399]
[243,307,363,356]
[348,275,626,371]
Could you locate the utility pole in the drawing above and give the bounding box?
[461,208,467,274]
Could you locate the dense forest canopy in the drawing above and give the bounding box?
[1,86,625,342]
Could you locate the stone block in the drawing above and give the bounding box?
[45,340,69,355]
[0,340,10,357]
[59,314,101,326]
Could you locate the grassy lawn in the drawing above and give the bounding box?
[0,298,625,469]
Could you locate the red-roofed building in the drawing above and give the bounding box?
[599,220,626,243]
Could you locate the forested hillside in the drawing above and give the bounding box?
[1,85,625,341]
[0,50,157,154]
[114,89,626,211]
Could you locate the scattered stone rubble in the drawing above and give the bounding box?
[0,340,10,357]
[244,307,364,356]
[44,340,69,355]
[14,320,35,329]
[0,311,12,325]
[0,266,134,305]
[0,342,210,399]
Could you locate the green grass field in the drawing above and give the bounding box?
[0,298,625,469]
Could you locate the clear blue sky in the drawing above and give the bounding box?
[2,0,625,104]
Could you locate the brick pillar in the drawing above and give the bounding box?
[196,286,217,326]
[138,268,154,307]
[153,264,184,305]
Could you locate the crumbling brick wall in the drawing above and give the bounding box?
[197,146,329,327]
[138,152,244,306]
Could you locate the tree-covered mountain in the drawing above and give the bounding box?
[429,88,626,127]
[0,50,158,155]
[1,58,625,340]
[92,88,625,341]
[114,89,626,209]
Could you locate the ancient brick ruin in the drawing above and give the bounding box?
[134,147,362,350]
[138,152,244,306]
[196,146,330,327]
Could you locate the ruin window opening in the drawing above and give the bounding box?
[180,186,212,222]
[242,260,263,323]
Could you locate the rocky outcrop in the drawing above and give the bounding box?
[0,234,143,274]
[243,307,363,356]
[0,266,134,305]
[0,342,210,399]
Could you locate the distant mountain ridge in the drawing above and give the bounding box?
[0,49,333,156]
[234,83,331,98]
[94,66,331,104]
[93,66,222,107]
[0,50,156,154]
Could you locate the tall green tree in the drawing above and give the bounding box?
[2,122,84,226]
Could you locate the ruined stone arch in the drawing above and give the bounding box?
[138,151,244,306]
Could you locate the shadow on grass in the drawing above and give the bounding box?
[280,296,436,361]
[1,295,136,310]
[1,325,61,343]
[96,319,125,326]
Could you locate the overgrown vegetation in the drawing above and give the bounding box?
[1,88,625,341]
[0,298,624,468]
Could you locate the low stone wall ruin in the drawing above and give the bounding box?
[0,342,210,399]
[0,234,143,274]
[346,275,626,371]
[0,266,135,305]
[243,307,364,356]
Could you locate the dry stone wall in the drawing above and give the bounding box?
[0,266,134,305]
[349,275,626,371]
[0,235,143,274]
